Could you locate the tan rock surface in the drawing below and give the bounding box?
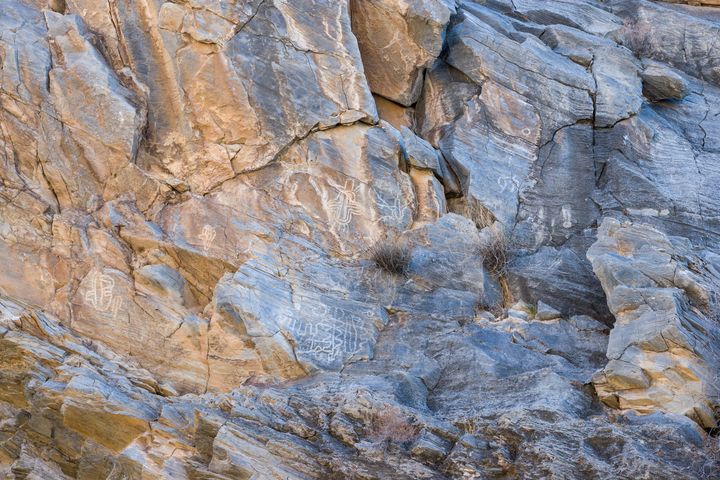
[1,0,720,478]
[351,0,455,106]
[588,218,720,428]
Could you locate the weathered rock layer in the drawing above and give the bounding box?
[1,0,719,478]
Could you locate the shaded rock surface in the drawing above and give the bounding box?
[0,0,719,478]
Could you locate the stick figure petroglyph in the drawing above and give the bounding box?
[199,224,216,254]
[84,272,123,318]
[561,205,574,229]
[310,178,363,230]
[376,194,410,225]
[496,174,521,194]
[231,238,256,263]
[326,178,363,227]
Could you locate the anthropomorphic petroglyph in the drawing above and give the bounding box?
[199,224,217,254]
[324,178,364,229]
[84,272,123,319]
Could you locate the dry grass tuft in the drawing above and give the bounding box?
[479,227,510,277]
[370,242,412,276]
[81,338,98,353]
[620,18,654,57]
[369,405,419,443]
[466,202,496,230]
[701,434,720,479]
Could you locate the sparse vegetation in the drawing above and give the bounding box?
[81,338,98,353]
[370,242,412,276]
[456,417,479,436]
[620,18,654,57]
[475,297,505,320]
[701,434,719,479]
[699,320,720,479]
[369,405,419,444]
[478,227,510,278]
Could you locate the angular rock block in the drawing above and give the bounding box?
[350,0,455,106]
[588,218,720,428]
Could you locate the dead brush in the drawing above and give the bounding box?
[370,241,412,276]
[81,338,98,353]
[478,227,510,278]
[620,18,654,57]
[701,434,720,479]
[369,405,419,444]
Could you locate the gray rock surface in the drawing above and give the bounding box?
[641,59,691,101]
[588,218,720,428]
[1,0,720,478]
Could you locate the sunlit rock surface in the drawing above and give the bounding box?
[1,0,719,478]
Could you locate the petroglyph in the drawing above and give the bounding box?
[324,178,364,229]
[287,297,377,367]
[561,205,573,229]
[497,174,522,194]
[199,224,217,254]
[375,193,410,225]
[84,272,123,319]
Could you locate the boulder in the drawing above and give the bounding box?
[641,59,690,101]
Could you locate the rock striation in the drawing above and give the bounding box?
[1,0,720,478]
[589,218,720,428]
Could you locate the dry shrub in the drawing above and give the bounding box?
[370,242,411,276]
[701,336,720,479]
[456,417,479,435]
[81,338,98,353]
[479,227,510,277]
[620,18,654,57]
[701,435,720,479]
[369,405,419,443]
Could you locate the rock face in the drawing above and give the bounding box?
[588,218,720,428]
[1,0,720,478]
[350,0,456,106]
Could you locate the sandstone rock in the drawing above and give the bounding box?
[64,0,377,193]
[0,3,144,211]
[1,0,720,478]
[507,243,611,321]
[60,374,157,453]
[438,86,538,227]
[446,12,595,142]
[399,127,441,175]
[611,0,720,86]
[536,301,562,321]
[415,60,481,148]
[374,95,415,130]
[588,218,720,428]
[538,23,643,126]
[593,105,720,247]
[409,429,452,462]
[508,0,624,36]
[350,0,456,106]
[408,168,447,224]
[658,0,720,5]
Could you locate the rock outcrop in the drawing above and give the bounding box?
[351,0,456,106]
[1,0,720,478]
[589,218,720,428]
